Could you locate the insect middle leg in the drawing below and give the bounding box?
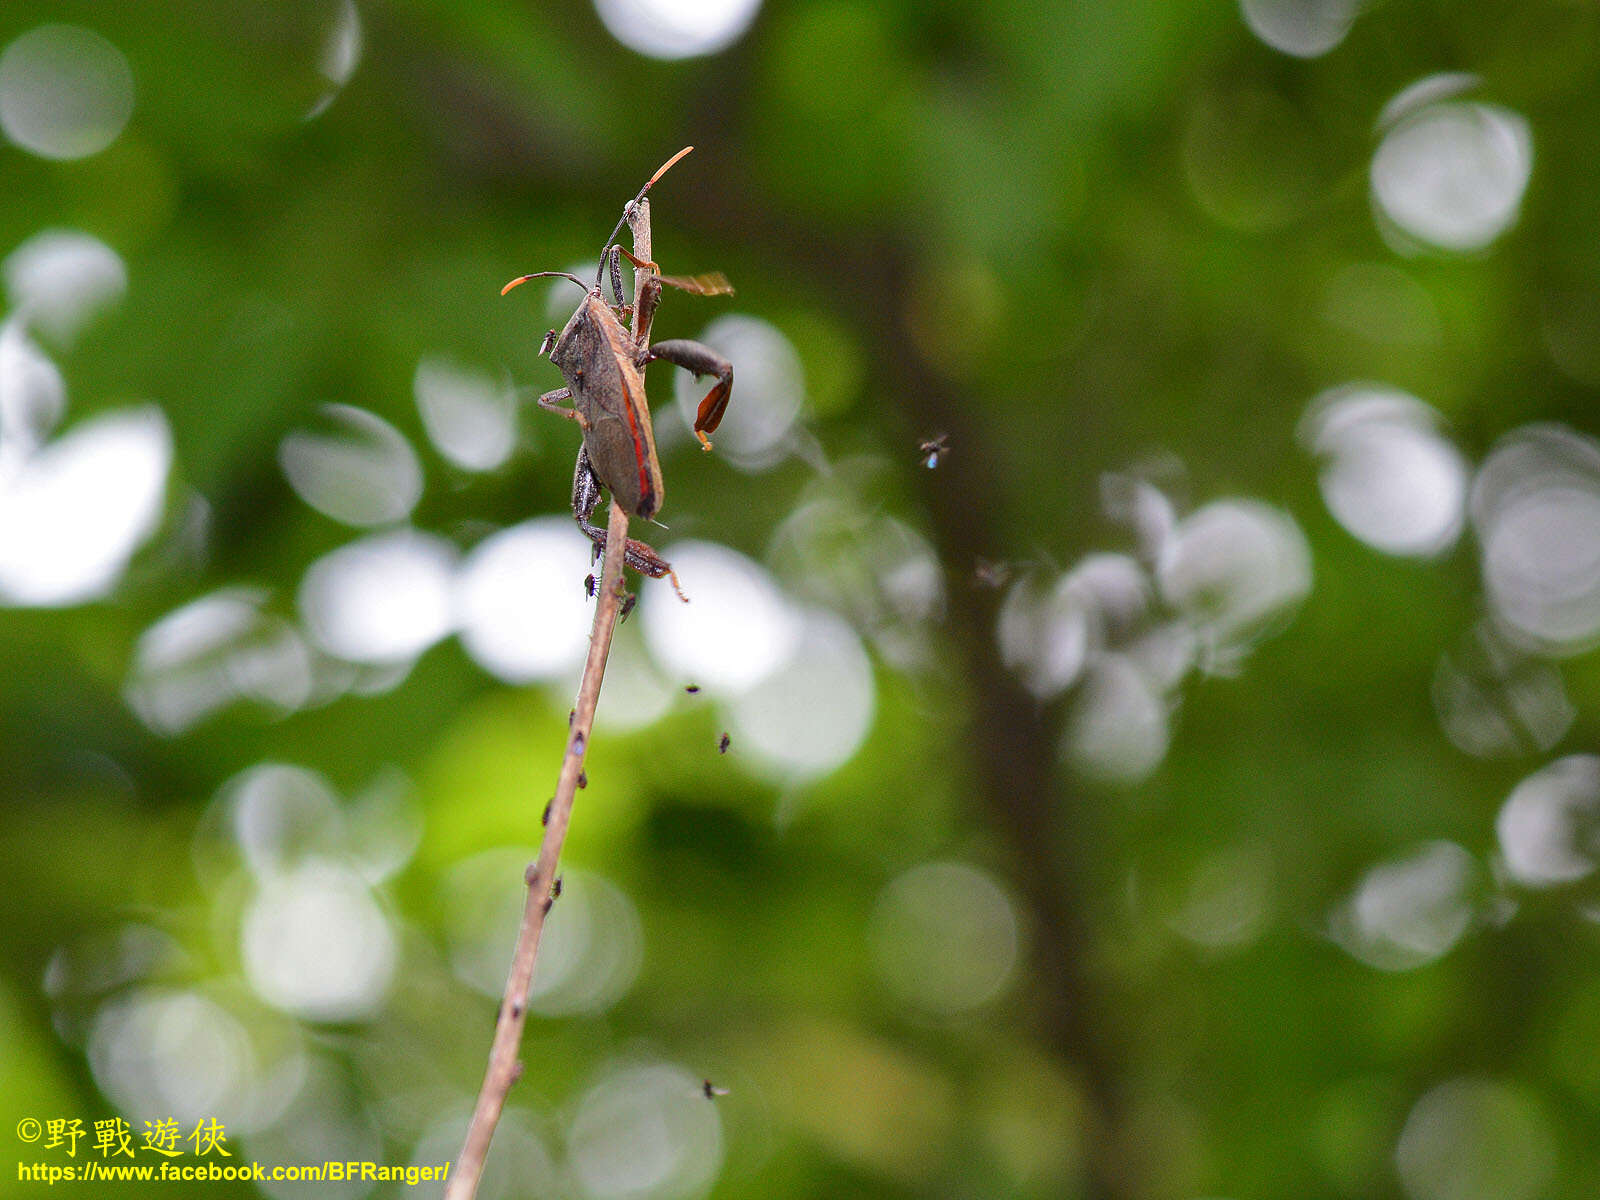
[570,447,686,601]
[537,387,590,431]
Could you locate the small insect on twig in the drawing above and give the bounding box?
[502,147,735,601]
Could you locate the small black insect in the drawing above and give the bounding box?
[685,684,701,694]
[702,1079,729,1099]
[584,573,597,598]
[718,732,731,754]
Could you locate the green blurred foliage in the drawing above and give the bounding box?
[4,1,1600,1199]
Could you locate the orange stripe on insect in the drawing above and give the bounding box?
[617,374,654,513]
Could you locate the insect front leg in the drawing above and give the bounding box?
[647,339,733,450]
[632,276,663,347]
[570,446,687,601]
[606,244,627,311]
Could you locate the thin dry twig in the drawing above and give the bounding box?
[445,196,658,1200]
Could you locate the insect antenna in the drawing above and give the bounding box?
[594,145,694,285]
[500,270,590,297]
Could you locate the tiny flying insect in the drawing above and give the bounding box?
[972,557,1013,589]
[917,433,950,470]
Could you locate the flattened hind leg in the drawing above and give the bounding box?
[646,339,732,450]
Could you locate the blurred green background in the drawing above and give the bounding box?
[4,1,1600,1198]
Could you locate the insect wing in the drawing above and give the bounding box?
[655,271,734,296]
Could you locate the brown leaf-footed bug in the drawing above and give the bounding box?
[501,146,734,600]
